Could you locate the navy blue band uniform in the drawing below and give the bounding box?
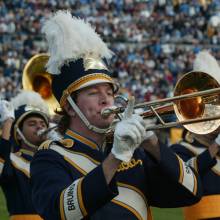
[30,129,202,220]
[171,135,220,220]
[0,138,43,220]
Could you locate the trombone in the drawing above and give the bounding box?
[102,71,220,135]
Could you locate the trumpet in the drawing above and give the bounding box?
[102,71,220,135]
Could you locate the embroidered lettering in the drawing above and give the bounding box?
[66,184,76,210]
[185,165,191,174]
[117,159,143,172]
[63,179,84,219]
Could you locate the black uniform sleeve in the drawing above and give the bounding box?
[30,149,118,220]
[0,138,14,182]
[196,150,216,174]
[143,143,202,208]
[0,138,11,160]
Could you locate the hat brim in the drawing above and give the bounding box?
[60,73,118,107]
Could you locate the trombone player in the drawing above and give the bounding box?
[171,51,220,220]
[30,10,203,220]
[0,90,49,220]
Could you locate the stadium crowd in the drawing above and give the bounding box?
[1,0,220,102]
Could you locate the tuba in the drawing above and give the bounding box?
[22,53,60,115]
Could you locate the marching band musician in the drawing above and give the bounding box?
[30,10,202,220]
[171,51,220,220]
[0,90,50,220]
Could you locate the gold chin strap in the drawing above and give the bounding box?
[66,95,112,134]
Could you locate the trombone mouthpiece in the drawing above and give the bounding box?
[101,106,123,118]
[101,109,113,118]
[37,125,58,137]
[37,129,46,137]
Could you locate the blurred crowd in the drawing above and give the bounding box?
[1,0,220,102]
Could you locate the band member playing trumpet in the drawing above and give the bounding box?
[0,90,49,220]
[171,51,220,220]
[30,10,203,220]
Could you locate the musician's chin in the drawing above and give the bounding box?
[94,118,112,129]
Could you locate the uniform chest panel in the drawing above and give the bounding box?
[50,145,149,220]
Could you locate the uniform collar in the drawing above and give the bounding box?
[65,129,99,150]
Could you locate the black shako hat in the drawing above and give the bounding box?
[42,10,118,108]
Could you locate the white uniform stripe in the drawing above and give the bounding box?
[10,153,30,176]
[50,145,97,173]
[0,162,4,175]
[186,157,197,170]
[51,145,148,219]
[63,179,83,220]
[114,186,147,220]
[179,158,195,193]
[180,142,205,154]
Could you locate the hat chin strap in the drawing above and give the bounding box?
[16,128,38,150]
[67,96,111,134]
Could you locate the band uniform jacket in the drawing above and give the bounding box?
[171,138,220,220]
[0,138,43,220]
[30,129,202,220]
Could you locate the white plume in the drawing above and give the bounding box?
[11,90,49,115]
[42,10,113,75]
[193,50,220,82]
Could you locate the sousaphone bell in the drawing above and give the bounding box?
[22,53,60,115]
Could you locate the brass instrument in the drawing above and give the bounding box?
[102,71,220,134]
[22,53,60,115]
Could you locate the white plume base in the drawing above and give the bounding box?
[11,90,49,115]
[193,50,220,83]
[42,10,113,75]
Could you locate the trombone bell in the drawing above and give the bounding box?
[174,71,220,134]
[177,88,204,119]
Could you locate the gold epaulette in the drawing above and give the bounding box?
[59,138,74,148]
[38,140,54,150]
[38,139,74,151]
[14,151,22,157]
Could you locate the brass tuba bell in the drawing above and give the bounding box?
[22,53,60,115]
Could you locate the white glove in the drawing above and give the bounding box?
[144,130,155,139]
[111,97,146,162]
[0,100,15,123]
[215,134,220,145]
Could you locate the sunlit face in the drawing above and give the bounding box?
[20,116,48,146]
[76,83,115,128]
